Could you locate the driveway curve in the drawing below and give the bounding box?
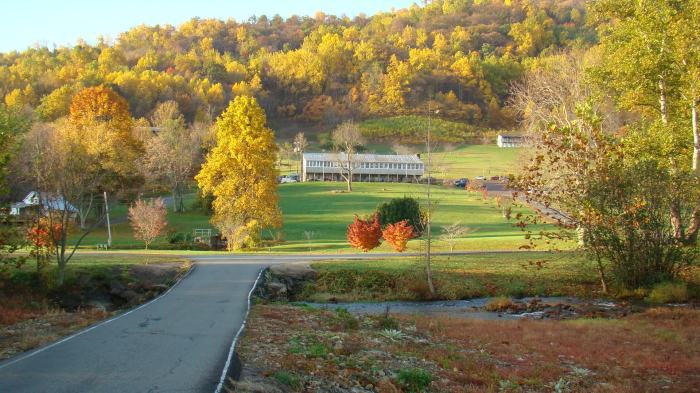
[0,251,528,392]
[0,259,265,393]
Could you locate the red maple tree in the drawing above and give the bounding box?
[347,213,382,252]
[382,220,415,252]
[27,219,61,249]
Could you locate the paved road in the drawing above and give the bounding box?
[0,258,267,393]
[0,251,530,393]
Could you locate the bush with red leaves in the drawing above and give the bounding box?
[347,213,382,252]
[382,220,415,252]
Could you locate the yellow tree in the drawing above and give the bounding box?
[196,96,282,250]
[68,85,142,227]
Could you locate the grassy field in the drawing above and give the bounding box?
[431,144,523,179]
[72,139,528,251]
[306,251,599,301]
[74,181,560,252]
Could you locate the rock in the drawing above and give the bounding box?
[266,282,288,299]
[375,378,400,393]
[86,300,109,312]
[120,289,139,304]
[150,284,169,293]
[263,263,318,301]
[269,263,317,281]
[109,280,127,296]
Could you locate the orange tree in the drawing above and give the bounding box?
[347,213,382,252]
[382,220,415,252]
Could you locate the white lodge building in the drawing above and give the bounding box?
[302,153,425,182]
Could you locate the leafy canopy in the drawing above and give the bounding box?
[196,96,281,249]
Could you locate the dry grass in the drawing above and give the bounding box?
[414,307,700,392]
[237,304,700,393]
[0,308,108,360]
[484,296,516,312]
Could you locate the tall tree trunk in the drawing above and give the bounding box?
[693,99,699,174]
[659,78,669,124]
[670,202,683,240]
[594,252,608,294]
[685,208,700,245]
[78,193,93,230]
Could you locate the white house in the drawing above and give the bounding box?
[302,153,425,182]
[10,191,77,216]
[497,134,525,148]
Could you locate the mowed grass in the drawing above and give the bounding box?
[431,144,524,179]
[307,251,599,301]
[274,182,560,252]
[72,181,562,252]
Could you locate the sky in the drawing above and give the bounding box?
[0,0,417,52]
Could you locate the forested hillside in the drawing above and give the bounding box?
[0,0,592,132]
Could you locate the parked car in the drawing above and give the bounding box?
[475,175,486,181]
[280,176,298,183]
[490,176,500,181]
[454,178,468,188]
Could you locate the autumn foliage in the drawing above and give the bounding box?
[382,220,415,252]
[347,213,382,252]
[27,219,61,249]
[128,198,168,249]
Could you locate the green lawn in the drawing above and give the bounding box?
[431,144,523,179]
[74,181,565,253]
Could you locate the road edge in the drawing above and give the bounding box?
[0,262,198,371]
[214,266,266,393]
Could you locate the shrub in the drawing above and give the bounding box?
[347,213,382,252]
[396,368,433,392]
[436,279,484,300]
[485,296,515,312]
[377,197,424,235]
[166,231,185,244]
[357,271,396,292]
[501,280,527,298]
[272,371,302,390]
[316,270,358,293]
[647,282,688,304]
[288,337,329,358]
[382,220,415,252]
[378,315,400,330]
[315,270,396,295]
[333,308,359,330]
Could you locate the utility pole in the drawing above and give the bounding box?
[103,191,112,248]
[425,106,438,296]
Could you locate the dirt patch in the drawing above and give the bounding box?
[236,304,700,392]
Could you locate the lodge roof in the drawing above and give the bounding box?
[303,152,423,164]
